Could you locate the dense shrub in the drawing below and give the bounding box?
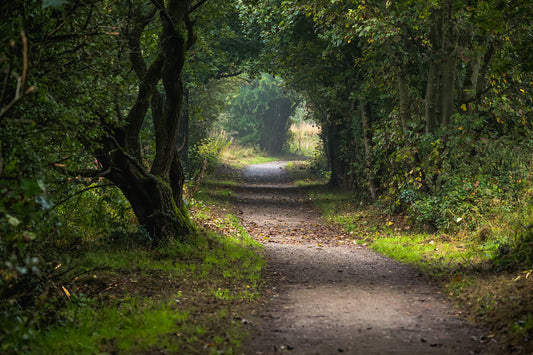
[493,223,533,271]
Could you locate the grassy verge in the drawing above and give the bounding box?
[21,191,263,354]
[308,185,533,352]
[285,160,328,186]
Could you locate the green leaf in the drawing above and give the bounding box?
[6,214,21,226]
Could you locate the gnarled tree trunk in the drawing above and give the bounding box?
[97,0,199,245]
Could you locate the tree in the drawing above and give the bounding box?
[0,0,224,245]
[93,0,199,243]
[226,74,296,154]
[239,0,533,228]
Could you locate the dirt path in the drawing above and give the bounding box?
[233,161,501,355]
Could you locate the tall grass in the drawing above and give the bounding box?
[287,121,321,158]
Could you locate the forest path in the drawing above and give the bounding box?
[232,161,500,355]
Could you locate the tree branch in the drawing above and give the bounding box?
[190,0,209,14]
[151,0,176,29]
[51,183,115,210]
[0,31,35,122]
[185,15,196,50]
[52,164,111,179]
[216,70,243,79]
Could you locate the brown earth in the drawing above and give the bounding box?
[230,161,503,355]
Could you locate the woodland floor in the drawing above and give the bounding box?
[218,161,504,354]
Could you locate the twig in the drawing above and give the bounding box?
[51,183,115,210]
[190,158,207,198]
[0,31,35,121]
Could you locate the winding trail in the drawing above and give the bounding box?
[233,161,500,354]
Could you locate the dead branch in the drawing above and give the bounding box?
[0,31,36,121]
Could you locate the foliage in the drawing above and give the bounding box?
[0,0,260,351]
[285,104,322,158]
[187,129,232,197]
[493,222,533,272]
[239,0,533,233]
[224,74,297,154]
[27,223,262,354]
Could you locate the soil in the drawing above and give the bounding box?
[230,161,503,354]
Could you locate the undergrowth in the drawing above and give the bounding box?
[1,185,263,354]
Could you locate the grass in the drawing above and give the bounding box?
[218,120,322,169]
[286,120,321,158]
[24,187,264,354]
[285,160,328,186]
[219,143,279,167]
[307,183,533,352]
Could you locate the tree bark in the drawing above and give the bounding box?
[324,117,341,187]
[97,140,193,243]
[439,1,457,129]
[260,97,294,155]
[398,70,410,143]
[440,52,456,128]
[178,87,190,165]
[361,98,377,201]
[425,59,439,134]
[96,0,196,245]
[425,1,457,133]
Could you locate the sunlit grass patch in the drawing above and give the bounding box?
[37,298,190,354]
[285,160,328,185]
[286,121,321,158]
[219,143,278,167]
[369,233,487,276]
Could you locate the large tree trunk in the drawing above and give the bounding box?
[460,40,483,105]
[361,98,377,201]
[440,52,456,128]
[438,1,457,128]
[324,117,341,187]
[324,110,353,188]
[398,70,410,143]
[178,87,190,166]
[425,59,439,134]
[425,1,457,133]
[260,97,294,154]
[101,145,193,241]
[97,0,197,245]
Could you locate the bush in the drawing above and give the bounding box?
[188,130,232,178]
[493,223,533,271]
[380,116,532,233]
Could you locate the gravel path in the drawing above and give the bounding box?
[235,161,501,354]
